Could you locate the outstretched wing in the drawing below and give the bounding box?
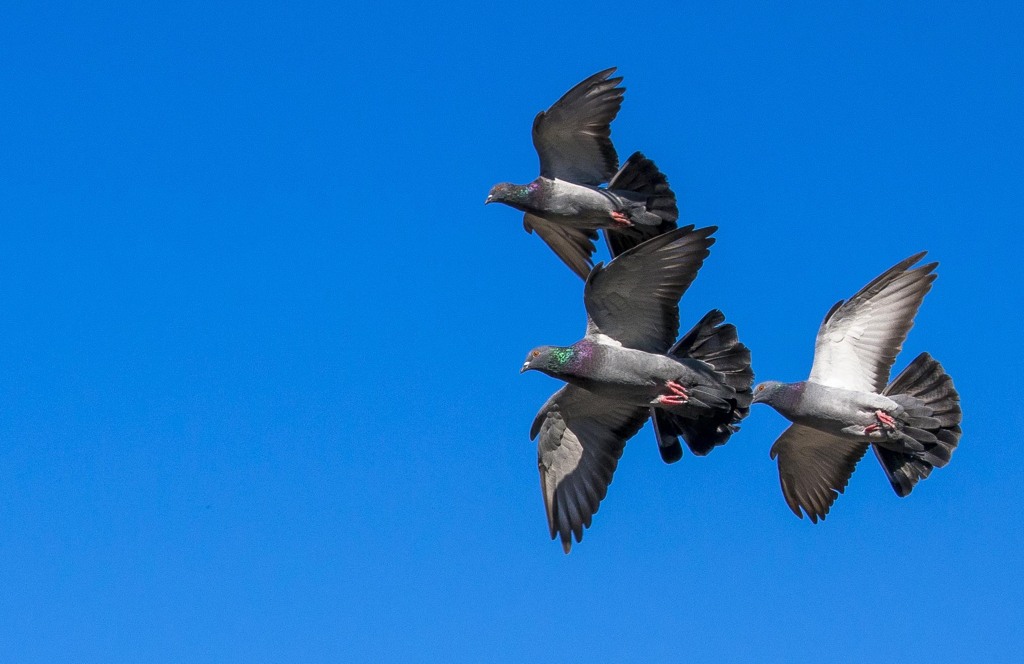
[583,225,715,353]
[808,253,937,393]
[532,68,624,185]
[769,424,869,523]
[531,386,649,553]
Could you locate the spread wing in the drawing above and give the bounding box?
[532,68,624,185]
[808,253,937,393]
[769,424,869,523]
[523,213,598,280]
[583,225,715,353]
[531,386,649,553]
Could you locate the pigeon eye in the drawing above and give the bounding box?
[756,385,764,392]
[531,350,540,358]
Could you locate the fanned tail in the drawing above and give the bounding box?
[875,352,962,496]
[605,152,678,257]
[653,310,754,462]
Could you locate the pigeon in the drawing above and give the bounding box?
[485,68,678,279]
[521,226,753,552]
[752,253,962,522]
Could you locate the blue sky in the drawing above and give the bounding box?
[1,1,1022,661]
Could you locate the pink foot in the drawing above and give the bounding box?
[876,410,897,429]
[864,424,880,435]
[609,211,632,227]
[657,381,689,406]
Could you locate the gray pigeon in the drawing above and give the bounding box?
[485,68,678,278]
[752,253,962,522]
[521,226,753,552]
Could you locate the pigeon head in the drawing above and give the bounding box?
[485,181,538,210]
[521,344,584,377]
[752,381,802,409]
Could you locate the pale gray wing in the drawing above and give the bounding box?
[532,68,624,185]
[808,253,937,393]
[531,385,649,553]
[523,213,598,280]
[769,424,869,523]
[583,225,715,353]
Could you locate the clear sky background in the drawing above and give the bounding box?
[1,1,1022,662]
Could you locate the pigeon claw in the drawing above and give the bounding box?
[657,381,689,406]
[875,410,897,429]
[609,211,633,227]
[666,381,688,396]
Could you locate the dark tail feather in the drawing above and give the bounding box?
[605,152,678,257]
[875,353,962,497]
[653,415,685,464]
[653,310,754,462]
[607,151,678,223]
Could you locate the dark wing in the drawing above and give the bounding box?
[531,385,649,553]
[523,213,598,280]
[532,68,624,185]
[583,225,715,353]
[809,253,937,393]
[769,424,869,523]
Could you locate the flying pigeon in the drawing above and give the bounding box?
[752,253,962,522]
[521,226,753,552]
[485,68,678,278]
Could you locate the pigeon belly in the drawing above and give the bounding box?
[539,179,626,229]
[793,382,902,438]
[566,345,705,407]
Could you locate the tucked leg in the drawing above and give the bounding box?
[657,381,689,406]
[609,211,632,227]
[863,410,898,437]
[876,410,897,429]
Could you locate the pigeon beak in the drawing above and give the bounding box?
[484,194,494,205]
[520,362,530,373]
